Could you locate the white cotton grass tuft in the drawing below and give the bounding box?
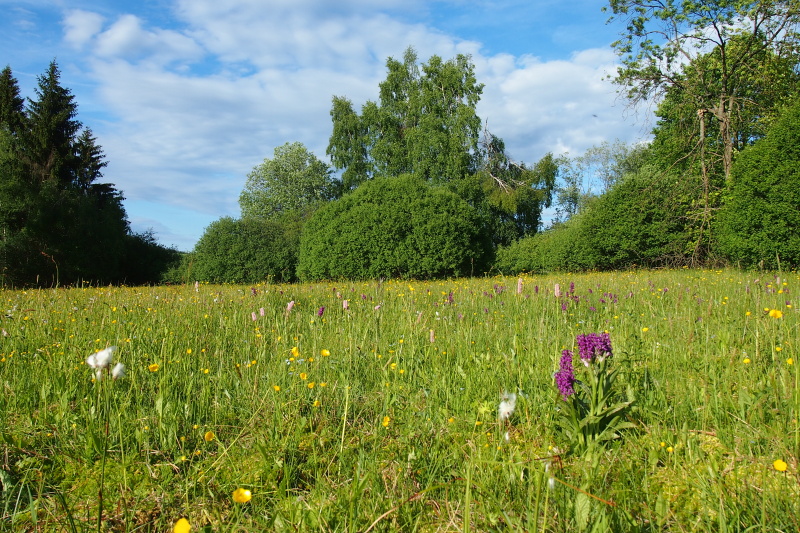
[87,346,117,369]
[111,362,125,380]
[498,391,517,421]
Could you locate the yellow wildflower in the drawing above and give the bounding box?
[148,363,159,372]
[769,309,783,318]
[773,459,788,472]
[232,488,252,503]
[173,518,191,533]
[204,431,215,442]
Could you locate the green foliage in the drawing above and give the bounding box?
[121,230,183,286]
[497,164,694,273]
[0,62,173,286]
[327,47,484,188]
[239,142,338,219]
[608,0,800,182]
[297,175,492,280]
[192,215,301,283]
[478,145,559,246]
[715,97,800,268]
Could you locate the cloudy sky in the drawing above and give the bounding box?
[2,0,651,251]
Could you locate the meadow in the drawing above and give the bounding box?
[0,269,797,532]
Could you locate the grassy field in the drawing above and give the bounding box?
[0,269,797,532]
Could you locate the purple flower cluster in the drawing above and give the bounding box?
[555,349,575,400]
[576,332,612,365]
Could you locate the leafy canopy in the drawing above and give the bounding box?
[327,47,484,190]
[239,142,337,219]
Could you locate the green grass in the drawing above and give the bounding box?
[0,269,797,531]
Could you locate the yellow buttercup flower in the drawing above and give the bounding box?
[773,459,788,472]
[204,431,215,442]
[232,488,252,503]
[768,309,783,318]
[382,416,390,427]
[273,385,281,392]
[291,346,300,357]
[320,349,330,357]
[743,358,751,364]
[148,363,159,372]
[173,517,191,533]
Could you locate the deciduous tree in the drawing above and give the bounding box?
[239,142,337,219]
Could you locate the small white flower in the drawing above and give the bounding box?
[111,362,125,380]
[498,391,517,421]
[504,431,510,442]
[87,346,117,369]
[95,369,103,381]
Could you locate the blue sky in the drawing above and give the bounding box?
[1,0,648,251]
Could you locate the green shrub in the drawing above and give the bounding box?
[496,166,692,274]
[715,98,800,269]
[192,216,300,283]
[297,175,492,280]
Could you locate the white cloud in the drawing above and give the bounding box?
[63,10,104,49]
[93,14,204,65]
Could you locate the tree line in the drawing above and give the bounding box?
[4,1,800,285]
[192,0,800,283]
[0,62,180,287]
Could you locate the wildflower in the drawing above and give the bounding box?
[768,309,783,318]
[251,312,257,321]
[788,358,794,365]
[743,358,751,364]
[382,416,391,427]
[259,307,265,316]
[87,346,116,369]
[299,372,308,380]
[149,363,160,372]
[517,278,523,294]
[291,346,300,357]
[642,327,649,332]
[287,301,295,313]
[576,332,612,365]
[374,305,381,310]
[174,517,191,533]
[273,385,281,392]
[232,488,252,503]
[321,349,330,357]
[554,349,575,400]
[318,306,325,317]
[554,283,561,298]
[111,362,125,380]
[429,329,435,343]
[498,391,517,421]
[773,459,788,472]
[342,299,349,310]
[204,431,215,442]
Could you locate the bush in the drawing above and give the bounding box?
[715,98,800,269]
[192,216,300,283]
[496,166,692,274]
[297,175,492,280]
